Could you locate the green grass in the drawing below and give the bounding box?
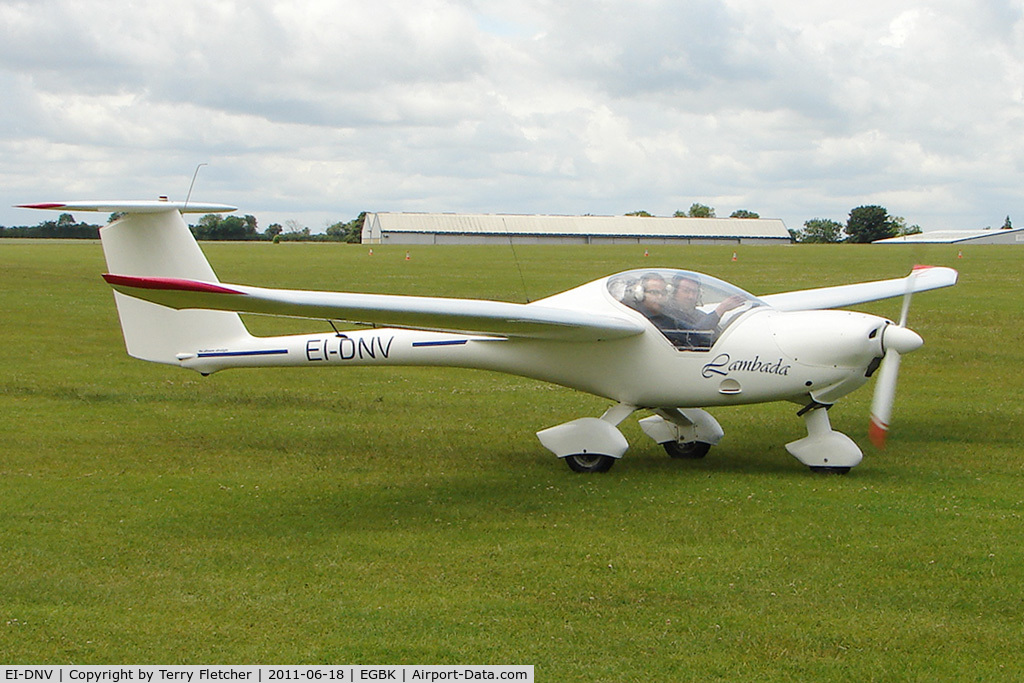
[2,240,1023,679]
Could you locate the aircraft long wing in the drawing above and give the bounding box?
[759,265,958,311]
[102,274,645,342]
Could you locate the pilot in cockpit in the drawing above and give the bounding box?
[633,273,677,330]
[668,274,745,330]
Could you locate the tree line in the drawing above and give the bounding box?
[0,212,366,243]
[0,212,103,239]
[626,203,755,219]
[794,207,1008,243]
[626,203,932,243]
[794,206,922,243]
[191,212,365,242]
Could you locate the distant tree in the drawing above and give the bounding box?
[264,223,283,239]
[846,205,898,243]
[193,214,222,239]
[191,213,259,240]
[730,209,760,219]
[892,216,922,236]
[345,212,365,243]
[798,218,844,243]
[284,219,306,234]
[685,203,716,218]
[326,212,365,243]
[625,210,653,217]
[243,214,259,235]
[1002,215,1013,230]
[221,214,258,240]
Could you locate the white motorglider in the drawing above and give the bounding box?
[21,200,958,473]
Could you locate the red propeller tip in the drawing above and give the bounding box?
[869,415,888,449]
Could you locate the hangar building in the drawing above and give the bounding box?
[874,228,1024,245]
[361,212,792,245]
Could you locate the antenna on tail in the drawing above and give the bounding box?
[184,162,209,212]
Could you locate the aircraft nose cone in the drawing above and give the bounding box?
[883,324,923,355]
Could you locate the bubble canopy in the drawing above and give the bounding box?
[606,269,766,349]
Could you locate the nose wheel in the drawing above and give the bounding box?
[786,405,863,472]
[563,453,617,473]
[810,465,851,475]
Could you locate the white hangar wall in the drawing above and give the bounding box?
[362,213,792,245]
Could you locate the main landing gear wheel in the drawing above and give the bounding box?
[564,453,616,473]
[663,441,712,459]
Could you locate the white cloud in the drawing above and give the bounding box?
[2,0,1024,231]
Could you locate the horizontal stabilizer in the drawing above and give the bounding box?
[17,200,236,215]
[102,274,645,342]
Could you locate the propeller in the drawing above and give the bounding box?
[868,272,924,449]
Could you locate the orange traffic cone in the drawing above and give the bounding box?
[731,252,738,262]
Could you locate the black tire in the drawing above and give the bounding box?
[663,441,712,459]
[809,466,851,475]
[564,453,616,473]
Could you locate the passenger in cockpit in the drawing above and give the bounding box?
[669,275,745,330]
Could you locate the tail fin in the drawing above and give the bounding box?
[19,200,251,366]
[100,208,252,365]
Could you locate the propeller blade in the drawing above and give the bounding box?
[898,271,919,327]
[868,322,923,449]
[869,348,902,449]
[868,270,924,449]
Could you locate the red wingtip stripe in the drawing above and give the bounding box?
[868,415,888,449]
[102,274,244,295]
[17,203,67,210]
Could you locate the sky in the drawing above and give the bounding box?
[2,0,1023,233]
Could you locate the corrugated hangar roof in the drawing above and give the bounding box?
[874,228,1024,244]
[364,212,790,239]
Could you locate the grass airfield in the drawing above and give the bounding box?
[2,239,1022,679]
